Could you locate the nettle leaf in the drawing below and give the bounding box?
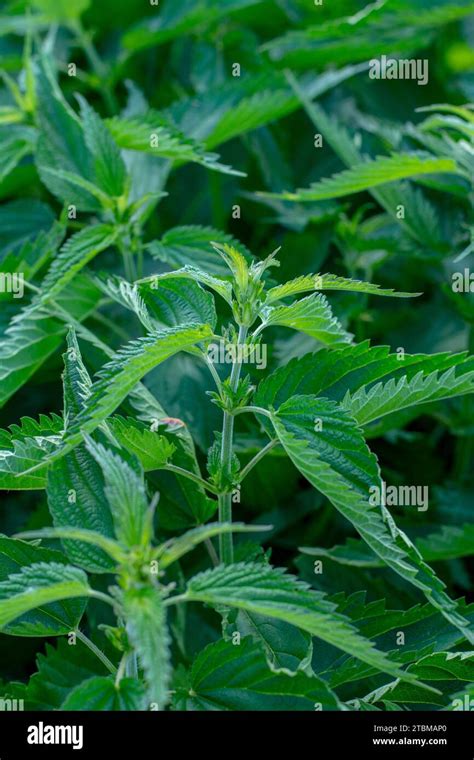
[263,154,458,202]
[301,523,474,567]
[259,294,352,346]
[26,323,213,469]
[147,225,252,276]
[0,125,36,183]
[266,273,417,304]
[47,331,116,572]
[78,96,127,199]
[34,58,99,210]
[123,586,170,710]
[343,365,474,427]
[0,560,90,634]
[0,414,62,490]
[94,274,158,333]
[85,438,151,549]
[255,342,473,429]
[23,638,109,710]
[173,637,339,711]
[141,278,217,330]
[62,676,146,711]
[269,396,474,645]
[140,267,233,306]
[285,83,444,248]
[107,416,175,471]
[184,562,423,684]
[155,523,267,568]
[40,225,118,304]
[232,611,312,675]
[360,653,474,708]
[123,0,263,52]
[106,116,243,176]
[0,275,102,408]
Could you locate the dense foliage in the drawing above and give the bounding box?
[0,0,473,712]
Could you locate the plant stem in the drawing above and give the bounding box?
[218,324,248,563]
[239,439,280,482]
[72,21,118,114]
[75,629,116,674]
[163,464,220,495]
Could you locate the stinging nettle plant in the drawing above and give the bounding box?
[1,1,474,712]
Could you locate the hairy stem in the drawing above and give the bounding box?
[163,464,220,495]
[218,324,248,563]
[239,439,280,482]
[75,629,116,674]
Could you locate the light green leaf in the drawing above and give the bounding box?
[85,438,151,549]
[155,522,269,568]
[0,561,90,633]
[0,536,87,636]
[343,366,474,427]
[259,294,352,345]
[140,267,233,306]
[147,225,251,276]
[23,323,213,471]
[264,154,458,202]
[107,416,175,471]
[266,273,418,304]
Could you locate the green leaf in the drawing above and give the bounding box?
[140,267,233,306]
[123,586,170,710]
[23,638,109,710]
[266,273,418,304]
[78,96,127,199]
[302,524,474,567]
[31,0,90,21]
[85,438,151,549]
[184,562,424,684]
[269,396,474,645]
[0,125,36,183]
[147,225,252,276]
[232,611,312,675]
[141,277,217,330]
[106,116,243,176]
[0,536,87,637]
[0,561,90,634]
[0,274,102,408]
[62,676,146,711]
[25,323,213,470]
[108,416,175,471]
[254,342,472,426]
[264,154,458,202]
[259,294,352,345]
[0,414,62,490]
[46,330,116,572]
[173,637,340,711]
[35,57,99,211]
[343,365,474,427]
[40,225,118,304]
[155,522,269,568]
[360,653,474,708]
